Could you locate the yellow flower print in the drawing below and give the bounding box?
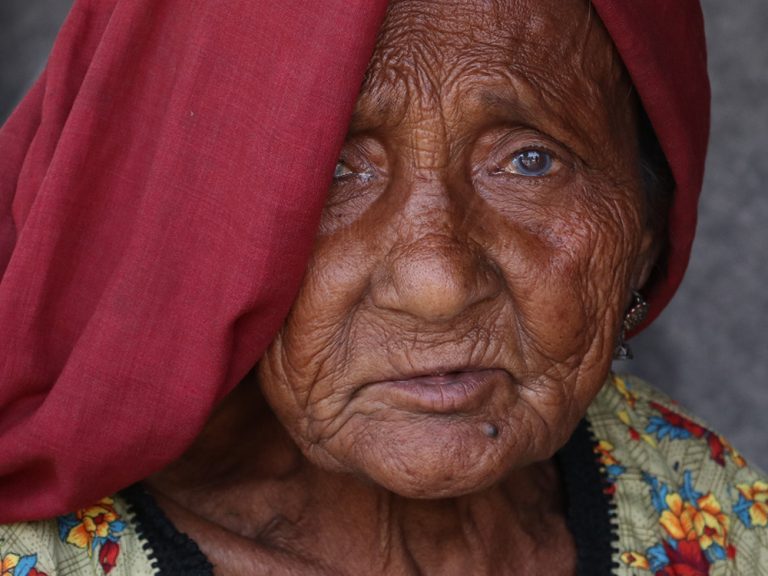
[660,490,729,552]
[736,481,768,527]
[719,435,747,468]
[595,440,619,467]
[617,409,657,446]
[0,553,46,576]
[693,493,729,550]
[645,471,734,570]
[58,496,125,573]
[612,376,638,408]
[620,551,650,569]
[0,554,19,576]
[617,410,631,426]
[65,498,120,555]
[731,448,747,469]
[660,493,699,541]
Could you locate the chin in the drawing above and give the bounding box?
[300,415,537,499]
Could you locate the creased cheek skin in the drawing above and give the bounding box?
[259,329,349,444]
[253,0,658,500]
[258,189,645,494]
[492,187,645,434]
[257,177,647,496]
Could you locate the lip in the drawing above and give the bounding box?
[359,368,511,414]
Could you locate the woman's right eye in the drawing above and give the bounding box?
[335,158,375,181]
[334,160,355,180]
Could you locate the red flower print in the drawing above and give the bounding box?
[649,402,706,438]
[99,540,120,574]
[706,435,725,466]
[0,554,48,576]
[656,540,709,576]
[58,497,125,574]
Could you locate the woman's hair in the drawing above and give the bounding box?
[638,101,675,281]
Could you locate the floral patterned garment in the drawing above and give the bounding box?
[0,496,156,576]
[0,373,767,575]
[597,374,768,576]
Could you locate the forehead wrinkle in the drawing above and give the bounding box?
[369,0,622,86]
[468,3,632,161]
[354,0,633,162]
[505,62,616,142]
[361,10,451,117]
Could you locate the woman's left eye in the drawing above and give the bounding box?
[502,149,554,177]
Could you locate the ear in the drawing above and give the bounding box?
[632,224,662,291]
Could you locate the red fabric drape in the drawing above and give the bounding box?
[0,0,708,522]
[591,0,710,331]
[0,0,388,521]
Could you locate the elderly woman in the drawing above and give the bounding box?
[1,0,766,574]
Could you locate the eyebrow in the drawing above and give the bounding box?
[479,90,537,123]
[477,88,595,159]
[347,84,409,135]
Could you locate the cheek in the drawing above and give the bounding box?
[256,229,378,447]
[257,175,648,493]
[483,183,646,369]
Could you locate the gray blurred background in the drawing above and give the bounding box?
[2,2,767,468]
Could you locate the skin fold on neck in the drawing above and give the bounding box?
[146,381,577,576]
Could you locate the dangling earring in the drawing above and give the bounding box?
[613,291,648,360]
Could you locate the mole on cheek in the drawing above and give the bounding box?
[482,423,499,438]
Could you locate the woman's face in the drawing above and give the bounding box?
[258,0,657,497]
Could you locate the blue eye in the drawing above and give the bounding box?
[334,160,355,180]
[333,159,373,183]
[508,149,553,177]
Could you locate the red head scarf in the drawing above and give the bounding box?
[0,0,708,522]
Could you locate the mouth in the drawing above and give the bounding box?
[359,368,512,414]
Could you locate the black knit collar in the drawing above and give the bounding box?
[555,418,619,576]
[122,484,214,576]
[123,418,617,576]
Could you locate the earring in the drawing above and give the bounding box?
[613,290,648,360]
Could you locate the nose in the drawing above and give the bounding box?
[371,232,503,322]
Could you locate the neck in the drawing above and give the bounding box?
[145,382,576,575]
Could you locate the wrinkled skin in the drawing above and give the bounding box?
[259,0,655,496]
[149,0,658,574]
